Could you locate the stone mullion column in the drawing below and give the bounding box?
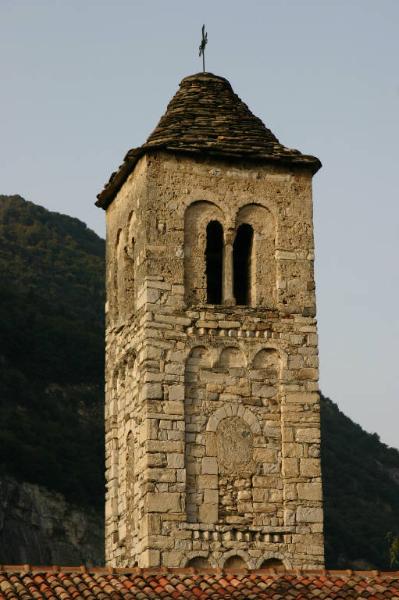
[223,230,235,305]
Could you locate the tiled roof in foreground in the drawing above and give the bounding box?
[96,72,321,209]
[1,567,399,599]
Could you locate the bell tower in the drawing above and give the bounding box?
[97,73,324,569]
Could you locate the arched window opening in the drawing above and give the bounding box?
[223,555,247,569]
[259,558,285,571]
[233,223,253,305]
[205,221,223,304]
[186,556,210,568]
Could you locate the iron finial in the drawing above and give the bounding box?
[199,24,208,73]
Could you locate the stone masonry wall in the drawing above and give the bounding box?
[104,152,324,569]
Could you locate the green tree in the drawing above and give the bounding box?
[387,533,399,569]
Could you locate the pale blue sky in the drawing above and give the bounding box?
[1,0,398,448]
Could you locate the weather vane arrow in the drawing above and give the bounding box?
[199,24,208,73]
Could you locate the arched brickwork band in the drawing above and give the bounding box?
[222,551,249,569]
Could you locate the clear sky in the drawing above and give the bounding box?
[1,0,398,449]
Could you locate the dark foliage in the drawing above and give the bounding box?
[0,195,105,508]
[321,393,399,569]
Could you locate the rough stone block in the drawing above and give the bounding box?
[162,551,183,567]
[146,468,176,483]
[254,448,277,463]
[204,489,218,504]
[298,368,318,381]
[168,385,185,401]
[282,458,299,477]
[285,392,319,404]
[300,458,321,477]
[164,401,184,415]
[202,457,218,474]
[142,383,163,400]
[297,482,322,501]
[296,428,320,443]
[146,440,183,453]
[199,502,218,524]
[198,475,218,489]
[141,514,161,537]
[296,507,323,523]
[137,287,161,309]
[140,549,160,567]
[167,453,184,468]
[205,432,217,456]
[146,453,167,468]
[252,383,277,398]
[147,492,181,513]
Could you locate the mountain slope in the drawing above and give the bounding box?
[321,394,399,569]
[0,476,103,565]
[0,195,105,507]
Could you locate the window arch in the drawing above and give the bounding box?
[259,558,285,570]
[233,223,253,305]
[205,220,224,304]
[223,555,247,569]
[186,556,210,568]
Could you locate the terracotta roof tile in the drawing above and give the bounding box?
[96,72,321,209]
[1,568,399,599]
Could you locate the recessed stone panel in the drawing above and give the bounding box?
[216,417,254,476]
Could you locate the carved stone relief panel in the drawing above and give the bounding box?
[217,417,254,475]
[217,416,255,522]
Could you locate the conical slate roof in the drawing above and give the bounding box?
[96,73,321,208]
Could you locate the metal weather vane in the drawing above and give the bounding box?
[199,25,208,72]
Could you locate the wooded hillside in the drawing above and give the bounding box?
[0,195,104,507]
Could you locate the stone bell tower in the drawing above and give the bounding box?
[97,73,324,570]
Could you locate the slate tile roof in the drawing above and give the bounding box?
[96,72,321,209]
[1,567,399,599]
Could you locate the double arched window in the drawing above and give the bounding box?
[205,220,254,306]
[184,201,274,307]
